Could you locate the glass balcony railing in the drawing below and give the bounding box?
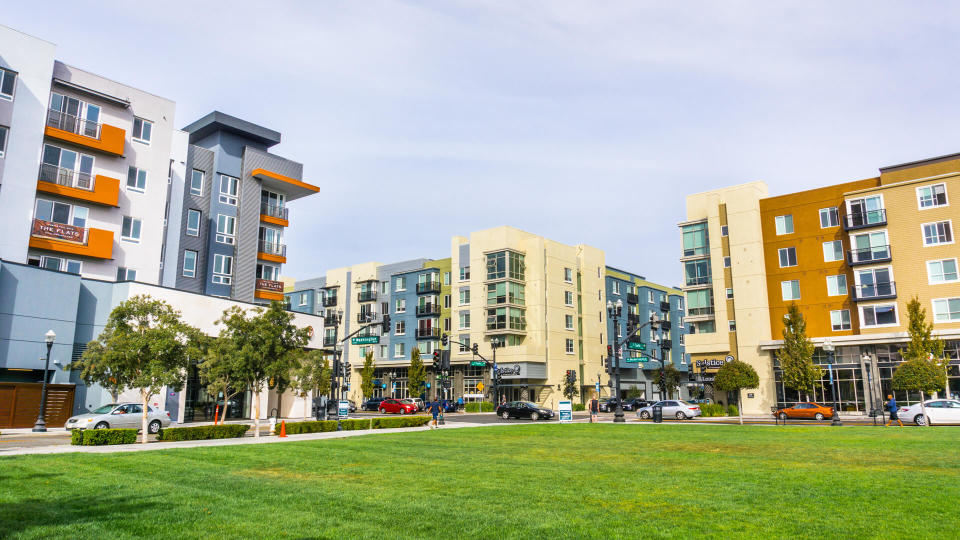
[416,304,440,316]
[46,109,101,139]
[844,209,887,231]
[686,307,715,317]
[260,202,289,220]
[258,240,286,257]
[852,281,897,301]
[847,245,891,265]
[416,327,440,339]
[357,290,377,303]
[685,276,711,287]
[416,281,441,294]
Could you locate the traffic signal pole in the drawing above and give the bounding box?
[445,335,500,406]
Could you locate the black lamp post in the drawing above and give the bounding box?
[326,309,344,429]
[606,299,625,423]
[32,329,56,432]
[823,339,842,426]
[862,352,876,425]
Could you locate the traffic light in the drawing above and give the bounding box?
[442,379,452,389]
[333,357,341,377]
[432,350,440,364]
[441,350,451,371]
[344,362,352,376]
[472,343,479,355]
[660,320,672,332]
[659,370,666,388]
[607,345,613,358]
[441,333,448,346]
[381,314,391,334]
[660,339,672,351]
[565,370,577,385]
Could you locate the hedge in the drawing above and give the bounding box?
[70,428,138,446]
[699,403,728,417]
[277,420,339,435]
[464,401,495,412]
[372,416,430,429]
[275,416,430,434]
[157,424,250,441]
[728,404,739,417]
[572,403,586,412]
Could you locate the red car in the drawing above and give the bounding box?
[378,398,417,414]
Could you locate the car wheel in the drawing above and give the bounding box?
[501,411,510,420]
[640,411,651,419]
[379,408,385,414]
[94,421,109,429]
[779,412,787,420]
[814,413,824,421]
[148,420,162,434]
[400,408,407,415]
[676,412,687,420]
[915,415,927,426]
[531,412,540,421]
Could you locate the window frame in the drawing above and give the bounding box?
[395,320,406,335]
[859,303,899,328]
[564,268,573,282]
[218,174,239,205]
[775,214,794,235]
[126,166,147,192]
[819,207,839,228]
[822,240,843,262]
[826,274,848,297]
[921,220,954,247]
[565,314,574,330]
[0,125,8,158]
[190,169,204,196]
[564,290,574,306]
[216,214,236,245]
[781,280,800,301]
[212,254,233,285]
[565,338,575,355]
[778,247,797,268]
[916,183,948,210]
[830,309,852,331]
[132,117,153,144]
[0,68,16,101]
[182,250,197,278]
[186,209,201,237]
[121,216,142,242]
[932,298,960,323]
[927,258,959,285]
[395,298,406,313]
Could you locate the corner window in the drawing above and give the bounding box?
[861,304,898,327]
[932,298,960,322]
[778,247,797,268]
[819,207,839,228]
[132,117,152,144]
[781,280,800,301]
[121,216,142,242]
[126,166,147,192]
[0,68,16,100]
[0,125,8,157]
[775,215,794,235]
[917,183,948,209]
[219,174,239,205]
[186,209,201,236]
[190,169,204,195]
[182,250,197,278]
[830,309,851,331]
[922,221,953,246]
[212,254,233,284]
[216,214,236,245]
[927,259,959,284]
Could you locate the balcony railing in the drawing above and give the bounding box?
[255,278,284,293]
[260,202,289,221]
[258,241,287,257]
[39,163,93,191]
[322,296,338,307]
[416,281,441,294]
[627,313,640,324]
[416,304,440,317]
[357,290,377,303]
[416,327,440,339]
[852,281,897,301]
[323,336,336,347]
[46,109,101,139]
[686,307,715,317]
[357,312,377,324]
[847,245,892,266]
[685,276,711,287]
[844,209,887,231]
[626,293,639,304]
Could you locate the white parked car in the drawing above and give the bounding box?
[636,400,702,420]
[402,398,425,411]
[65,403,172,433]
[898,399,960,426]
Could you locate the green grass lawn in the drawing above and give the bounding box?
[2,424,958,539]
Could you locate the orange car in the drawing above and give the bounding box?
[774,402,835,421]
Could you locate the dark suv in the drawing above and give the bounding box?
[362,397,386,411]
[598,398,621,412]
[623,398,652,411]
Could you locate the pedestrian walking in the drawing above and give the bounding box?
[457,396,464,412]
[430,399,440,429]
[885,395,903,427]
[589,398,599,423]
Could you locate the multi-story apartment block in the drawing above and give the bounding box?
[681,153,960,415]
[288,226,687,406]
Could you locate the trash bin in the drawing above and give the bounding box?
[652,403,663,423]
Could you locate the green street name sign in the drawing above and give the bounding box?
[351,336,380,345]
[624,358,645,363]
[627,341,647,351]
[470,361,487,367]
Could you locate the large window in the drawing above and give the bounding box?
[684,259,711,286]
[826,275,847,296]
[186,209,201,236]
[34,198,87,228]
[775,215,794,235]
[781,280,800,301]
[459,288,470,305]
[257,263,280,281]
[932,298,960,323]
[182,250,197,278]
[917,183,948,209]
[819,207,839,228]
[686,289,714,317]
[49,92,100,138]
[486,307,525,331]
[41,144,94,189]
[212,254,233,284]
[928,259,959,284]
[847,195,884,227]
[681,222,708,257]
[486,281,524,305]
[216,214,236,244]
[486,251,525,280]
[121,216,141,242]
[855,267,893,299]
[822,240,843,262]
[219,174,239,205]
[190,169,204,195]
[132,117,152,144]
[922,221,953,246]
[861,304,898,327]
[0,68,16,100]
[778,247,797,267]
[850,231,889,263]
[830,310,851,331]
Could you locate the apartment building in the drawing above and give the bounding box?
[288,226,687,406]
[681,153,960,415]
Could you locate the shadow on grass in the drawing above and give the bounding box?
[0,494,160,537]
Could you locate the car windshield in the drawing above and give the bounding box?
[519,401,538,408]
[91,404,118,414]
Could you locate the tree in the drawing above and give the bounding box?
[197,335,243,425]
[408,348,426,400]
[654,363,683,399]
[893,297,947,425]
[289,350,328,420]
[562,373,579,400]
[778,303,822,400]
[75,295,200,443]
[713,359,759,425]
[360,351,375,400]
[66,339,128,403]
[215,301,309,438]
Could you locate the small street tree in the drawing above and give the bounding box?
[562,372,579,400]
[289,350,328,420]
[216,301,309,438]
[76,295,200,443]
[198,335,243,425]
[654,363,683,399]
[66,340,128,403]
[713,359,759,425]
[360,351,375,401]
[408,348,426,400]
[893,297,947,425]
[779,304,822,401]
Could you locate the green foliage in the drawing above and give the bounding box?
[65,341,126,402]
[892,299,947,398]
[408,348,427,399]
[625,388,645,399]
[903,297,945,362]
[288,350,329,412]
[714,360,759,392]
[892,358,946,395]
[157,424,250,441]
[340,419,373,430]
[278,416,430,433]
[197,335,243,424]
[699,403,728,417]
[360,352,375,400]
[562,374,579,400]
[572,403,586,412]
[372,416,431,429]
[778,304,822,397]
[465,401,495,412]
[277,420,338,434]
[70,429,138,446]
[727,404,739,417]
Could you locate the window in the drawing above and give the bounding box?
[781,280,800,301]
[775,215,793,235]
[444,295,451,308]
[121,216,141,242]
[565,339,574,354]
[861,304,898,327]
[850,231,890,263]
[681,222,709,257]
[34,198,86,227]
[182,250,197,278]
[116,267,137,281]
[459,266,470,281]
[395,321,406,335]
[818,207,839,228]
[565,314,574,330]
[0,125,7,157]
[684,259,711,286]
[932,298,960,322]
[778,247,797,267]
[444,272,450,285]
[917,183,948,209]
[648,291,655,303]
[0,68,16,100]
[928,259,959,284]
[822,241,843,262]
[132,117,152,144]
[726,288,733,299]
[216,214,236,244]
[444,318,451,332]
[126,166,147,191]
[459,334,471,353]
[212,254,233,284]
[830,310,851,331]
[219,174,239,205]
[728,320,736,332]
[564,268,573,282]
[30,256,82,274]
[612,282,620,295]
[826,275,847,296]
[257,264,280,281]
[190,169,203,195]
[395,277,407,291]
[723,257,731,268]
[459,312,471,329]
[298,293,308,306]
[564,291,574,306]
[395,298,406,313]
[394,343,405,358]
[186,209,201,236]
[486,251,525,280]
[41,144,95,189]
[459,288,470,305]
[721,225,728,237]
[922,221,953,246]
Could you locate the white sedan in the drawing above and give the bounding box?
[636,400,702,420]
[897,399,960,426]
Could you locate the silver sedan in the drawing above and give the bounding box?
[636,400,703,420]
[65,403,172,433]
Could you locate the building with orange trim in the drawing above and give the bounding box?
[681,154,960,416]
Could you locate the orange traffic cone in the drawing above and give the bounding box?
[278,420,287,437]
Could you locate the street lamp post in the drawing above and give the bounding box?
[823,339,841,426]
[606,299,625,423]
[32,330,56,432]
[862,352,876,425]
[326,309,344,430]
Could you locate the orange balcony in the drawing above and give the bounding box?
[251,168,319,202]
[257,240,287,264]
[44,109,125,156]
[28,219,113,259]
[255,278,285,301]
[36,164,120,207]
[260,202,289,227]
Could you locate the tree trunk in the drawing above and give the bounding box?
[110,389,120,403]
[140,389,150,444]
[303,392,309,421]
[737,389,744,425]
[919,390,928,427]
[253,388,261,438]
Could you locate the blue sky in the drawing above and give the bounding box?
[8,2,960,285]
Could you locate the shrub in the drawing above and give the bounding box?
[340,418,373,431]
[70,428,138,446]
[464,401,495,412]
[373,416,431,429]
[157,424,250,441]
[727,404,739,417]
[276,420,338,435]
[572,403,585,412]
[699,403,728,417]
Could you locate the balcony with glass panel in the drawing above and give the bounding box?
[257,240,287,263]
[847,245,891,266]
[844,208,887,231]
[44,108,125,155]
[852,281,897,302]
[36,163,120,207]
[416,281,441,294]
